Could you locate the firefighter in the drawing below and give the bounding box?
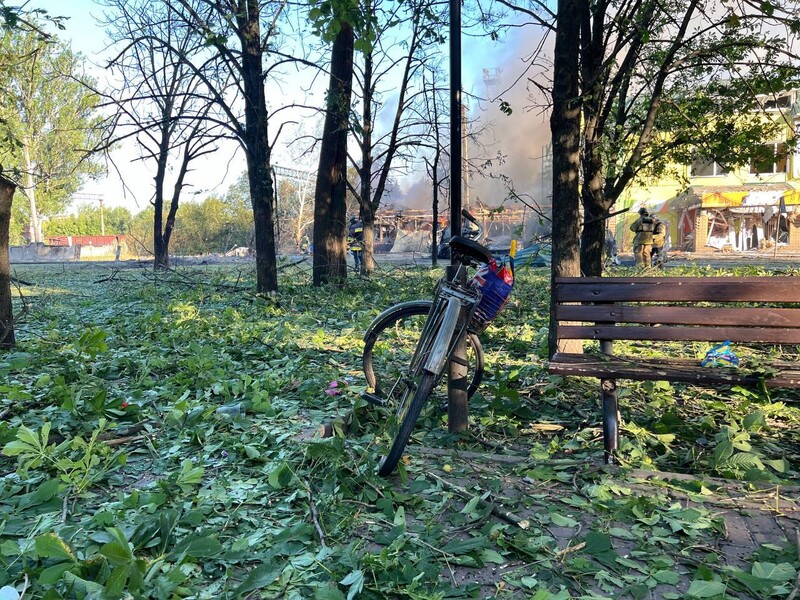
[348,217,364,270]
[630,207,655,267]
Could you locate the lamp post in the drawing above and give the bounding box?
[447,0,469,432]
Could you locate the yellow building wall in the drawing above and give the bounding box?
[611,111,800,252]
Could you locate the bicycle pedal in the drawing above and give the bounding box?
[361,391,387,407]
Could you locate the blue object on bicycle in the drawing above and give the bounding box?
[470,257,514,331]
[701,341,739,368]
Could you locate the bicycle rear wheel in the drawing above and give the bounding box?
[362,300,484,405]
[377,297,462,476]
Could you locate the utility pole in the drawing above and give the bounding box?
[462,102,469,210]
[447,0,469,432]
[99,198,105,236]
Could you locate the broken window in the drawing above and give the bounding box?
[750,142,788,175]
[691,158,728,177]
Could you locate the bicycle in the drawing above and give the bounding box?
[362,216,513,476]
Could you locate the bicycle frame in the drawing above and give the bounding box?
[418,266,482,376]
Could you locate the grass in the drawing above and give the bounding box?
[0,260,798,599]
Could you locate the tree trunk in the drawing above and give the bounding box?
[153,196,169,270]
[237,2,278,293]
[22,142,40,244]
[362,205,375,275]
[0,174,16,349]
[548,0,584,359]
[579,122,611,276]
[313,22,354,286]
[360,46,375,275]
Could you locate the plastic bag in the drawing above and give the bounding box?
[471,256,514,328]
[701,341,739,368]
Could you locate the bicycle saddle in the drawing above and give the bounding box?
[449,236,493,266]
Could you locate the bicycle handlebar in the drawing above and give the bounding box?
[460,209,483,240]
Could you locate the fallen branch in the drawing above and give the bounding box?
[427,471,530,530]
[104,434,148,447]
[277,257,308,271]
[93,269,122,284]
[553,541,586,560]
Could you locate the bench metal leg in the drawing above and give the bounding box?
[600,378,618,463]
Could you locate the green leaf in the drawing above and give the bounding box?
[751,562,796,581]
[104,564,129,596]
[268,462,293,489]
[99,541,133,565]
[339,569,364,600]
[176,459,204,492]
[183,536,222,558]
[235,563,282,595]
[653,570,680,584]
[393,505,405,527]
[17,479,60,510]
[686,580,726,598]
[315,584,346,600]
[480,549,506,564]
[584,532,612,555]
[440,536,486,555]
[35,533,77,563]
[38,562,75,584]
[551,513,578,527]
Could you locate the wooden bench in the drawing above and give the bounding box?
[548,276,800,462]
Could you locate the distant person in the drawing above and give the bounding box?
[604,228,620,265]
[650,217,666,266]
[300,235,310,255]
[630,207,655,267]
[348,217,364,271]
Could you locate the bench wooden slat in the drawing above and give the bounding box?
[556,305,800,328]
[557,324,800,344]
[549,276,800,462]
[554,277,800,303]
[549,352,800,387]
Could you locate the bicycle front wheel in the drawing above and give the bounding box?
[377,297,462,476]
[363,301,484,405]
[377,373,437,476]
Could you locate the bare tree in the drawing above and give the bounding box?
[419,65,450,266]
[100,0,225,269]
[348,0,443,275]
[163,0,288,292]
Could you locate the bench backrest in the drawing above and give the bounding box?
[553,277,800,344]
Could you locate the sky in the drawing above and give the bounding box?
[26,0,549,216]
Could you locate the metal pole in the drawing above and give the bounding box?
[99,199,105,236]
[447,0,468,432]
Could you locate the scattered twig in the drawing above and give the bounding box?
[304,481,327,548]
[10,276,35,286]
[18,573,29,600]
[554,541,586,560]
[104,434,148,447]
[46,422,151,446]
[277,257,307,271]
[93,268,122,283]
